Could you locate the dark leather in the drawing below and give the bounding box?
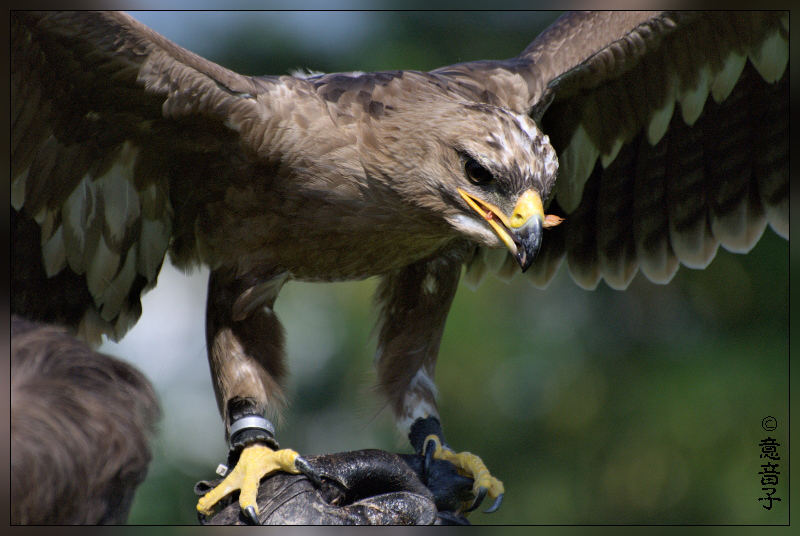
[196,449,472,525]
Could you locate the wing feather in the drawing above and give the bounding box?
[10,11,304,341]
[596,140,638,290]
[664,110,719,269]
[452,11,787,290]
[632,136,678,285]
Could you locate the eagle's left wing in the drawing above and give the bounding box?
[434,11,788,290]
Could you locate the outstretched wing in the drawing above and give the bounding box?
[11,11,315,342]
[442,11,788,290]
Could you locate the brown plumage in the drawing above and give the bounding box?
[11,11,788,519]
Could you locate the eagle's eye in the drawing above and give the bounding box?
[464,157,494,185]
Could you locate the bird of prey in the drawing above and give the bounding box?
[11,11,788,522]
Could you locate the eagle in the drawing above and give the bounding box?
[11,11,788,523]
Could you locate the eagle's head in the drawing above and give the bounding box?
[373,98,560,272]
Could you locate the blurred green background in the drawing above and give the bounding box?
[97,11,789,525]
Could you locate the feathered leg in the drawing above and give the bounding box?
[374,250,503,514]
[196,268,319,523]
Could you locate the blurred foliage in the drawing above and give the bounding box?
[123,12,788,525]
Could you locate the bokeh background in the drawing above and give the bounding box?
[79,10,791,525]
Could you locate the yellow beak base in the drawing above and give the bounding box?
[457,188,554,272]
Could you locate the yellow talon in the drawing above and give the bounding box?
[196,444,301,517]
[423,434,504,512]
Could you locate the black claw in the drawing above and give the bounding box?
[243,505,260,525]
[423,439,436,482]
[484,493,503,513]
[295,456,322,487]
[466,486,487,513]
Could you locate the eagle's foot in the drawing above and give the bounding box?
[196,443,320,524]
[409,416,503,515]
[422,435,504,513]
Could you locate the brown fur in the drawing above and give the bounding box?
[11,317,160,524]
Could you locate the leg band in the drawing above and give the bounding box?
[227,415,279,468]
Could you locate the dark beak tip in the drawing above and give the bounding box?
[514,216,543,273]
[515,251,534,273]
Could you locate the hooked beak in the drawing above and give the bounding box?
[457,188,555,272]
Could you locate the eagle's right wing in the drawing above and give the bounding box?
[11,11,318,342]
